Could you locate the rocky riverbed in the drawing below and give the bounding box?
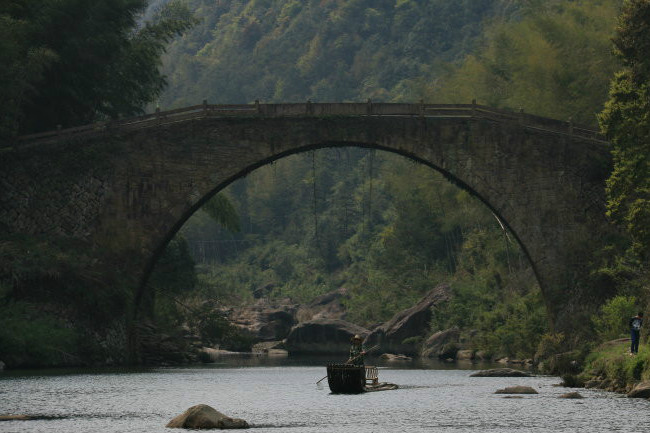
[190,284,536,368]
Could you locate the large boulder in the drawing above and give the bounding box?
[166,404,248,429]
[470,368,532,377]
[227,299,297,341]
[365,284,451,356]
[627,381,650,398]
[284,319,370,354]
[296,287,349,322]
[421,328,460,359]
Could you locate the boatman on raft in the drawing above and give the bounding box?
[347,335,366,366]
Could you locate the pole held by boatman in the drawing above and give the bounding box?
[347,335,366,366]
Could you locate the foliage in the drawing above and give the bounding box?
[600,0,650,261]
[592,4,650,380]
[157,0,516,107]
[0,0,196,141]
[0,4,57,141]
[0,233,136,367]
[0,301,80,367]
[194,240,332,304]
[0,234,131,322]
[425,0,622,125]
[592,295,638,341]
[203,193,242,233]
[149,237,197,297]
[613,0,650,84]
[535,332,566,360]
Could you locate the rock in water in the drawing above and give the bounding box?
[379,353,412,361]
[494,386,538,394]
[559,392,584,399]
[470,368,532,377]
[166,404,249,429]
[627,381,650,398]
[0,415,32,421]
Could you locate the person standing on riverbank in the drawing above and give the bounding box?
[629,312,643,354]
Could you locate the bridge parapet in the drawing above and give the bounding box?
[11,103,606,148]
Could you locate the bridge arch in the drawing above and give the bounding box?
[141,140,538,307]
[2,103,613,333]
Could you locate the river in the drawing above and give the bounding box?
[1,356,649,432]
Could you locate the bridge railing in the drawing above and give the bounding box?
[9,102,606,148]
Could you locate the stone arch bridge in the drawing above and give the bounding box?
[1,102,612,332]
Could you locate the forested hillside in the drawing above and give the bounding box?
[426,0,622,125]
[156,0,516,106]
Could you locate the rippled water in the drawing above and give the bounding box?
[1,357,649,432]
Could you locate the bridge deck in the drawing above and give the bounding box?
[13,102,606,147]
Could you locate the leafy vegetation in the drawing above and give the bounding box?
[592,295,638,341]
[580,341,650,391]
[425,0,622,125]
[0,234,134,366]
[0,0,196,142]
[0,300,81,367]
[157,0,517,107]
[600,0,650,262]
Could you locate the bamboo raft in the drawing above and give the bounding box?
[326,364,398,394]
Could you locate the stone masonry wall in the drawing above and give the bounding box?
[0,141,115,239]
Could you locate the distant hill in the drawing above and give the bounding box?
[157,0,516,107]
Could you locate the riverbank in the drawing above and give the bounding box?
[557,338,650,397]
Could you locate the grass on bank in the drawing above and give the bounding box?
[580,340,650,390]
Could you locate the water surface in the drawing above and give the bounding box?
[1,357,649,432]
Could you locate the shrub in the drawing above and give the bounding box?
[535,333,565,361]
[402,336,423,346]
[0,302,80,367]
[592,295,637,341]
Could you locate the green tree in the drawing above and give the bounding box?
[0,2,57,140]
[592,295,637,340]
[0,0,196,141]
[599,0,650,261]
[426,0,621,125]
[158,0,511,107]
